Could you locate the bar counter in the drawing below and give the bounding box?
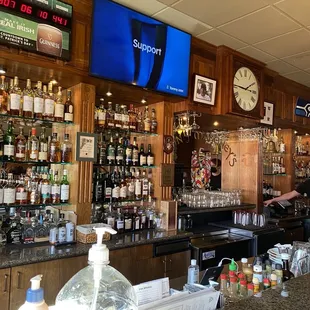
[0,229,192,268]
[224,274,310,310]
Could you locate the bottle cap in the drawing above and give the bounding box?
[253,265,262,273]
[229,259,237,271]
[238,273,246,279]
[230,277,237,283]
[247,283,254,290]
[263,278,270,284]
[271,273,277,281]
[241,258,248,264]
[229,271,235,277]
[275,264,283,270]
[191,259,197,266]
[220,274,227,280]
[240,280,247,286]
[265,259,271,266]
[281,253,290,260]
[26,275,44,303]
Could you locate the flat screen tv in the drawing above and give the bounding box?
[90,0,191,97]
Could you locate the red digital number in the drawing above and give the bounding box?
[0,0,16,8]
[38,10,48,19]
[20,3,32,14]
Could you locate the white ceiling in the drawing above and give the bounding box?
[113,0,310,87]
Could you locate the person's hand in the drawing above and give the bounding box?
[264,199,273,207]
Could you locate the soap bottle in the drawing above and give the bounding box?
[187,259,199,284]
[18,275,48,310]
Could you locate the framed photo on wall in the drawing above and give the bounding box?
[193,74,217,105]
[76,132,98,162]
[260,102,274,126]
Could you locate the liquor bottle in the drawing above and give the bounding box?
[127,168,135,200]
[44,82,55,121]
[115,208,124,233]
[94,171,104,202]
[125,137,132,166]
[120,176,127,201]
[29,171,40,205]
[148,169,154,197]
[28,128,39,162]
[57,213,67,243]
[107,135,115,165]
[106,204,115,228]
[4,120,15,161]
[151,108,158,134]
[49,133,61,162]
[60,169,70,203]
[279,137,286,153]
[34,213,49,242]
[38,127,48,162]
[135,169,142,200]
[97,98,106,128]
[122,105,129,130]
[114,103,122,129]
[34,81,44,119]
[51,172,61,204]
[147,144,154,166]
[133,207,140,231]
[111,167,120,203]
[136,110,143,132]
[144,106,151,132]
[98,134,107,165]
[128,104,137,130]
[106,102,115,129]
[124,209,132,232]
[9,76,21,116]
[61,133,72,163]
[7,211,22,244]
[142,170,149,200]
[0,75,8,114]
[116,137,124,165]
[16,176,28,204]
[3,173,16,205]
[54,86,64,122]
[104,172,112,202]
[64,89,74,123]
[15,127,27,162]
[139,143,146,166]
[22,78,34,118]
[0,125,3,158]
[41,169,51,204]
[132,137,139,166]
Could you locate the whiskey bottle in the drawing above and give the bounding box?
[0,125,3,158]
[3,173,16,205]
[122,105,130,130]
[105,204,115,228]
[120,176,127,201]
[128,104,137,130]
[143,106,151,132]
[44,82,55,121]
[22,78,34,118]
[124,209,132,232]
[28,128,39,162]
[64,90,74,123]
[107,135,116,165]
[139,143,146,166]
[61,133,72,163]
[127,168,135,200]
[97,98,106,128]
[106,102,115,129]
[111,167,120,203]
[54,86,64,122]
[104,172,112,202]
[136,110,144,132]
[4,121,15,161]
[60,169,70,203]
[135,169,142,200]
[41,169,51,204]
[0,75,8,114]
[51,172,61,204]
[142,170,149,200]
[98,134,107,165]
[94,171,103,202]
[115,208,124,233]
[151,108,158,134]
[10,76,21,116]
[133,207,140,231]
[15,176,28,204]
[114,103,122,129]
[147,144,154,166]
[34,81,44,119]
[125,137,133,166]
[38,127,48,162]
[57,213,67,243]
[116,137,124,165]
[132,137,139,166]
[49,133,61,163]
[15,127,26,162]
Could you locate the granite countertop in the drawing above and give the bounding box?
[224,274,310,310]
[0,230,192,269]
[268,214,310,224]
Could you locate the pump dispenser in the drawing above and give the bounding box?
[18,275,48,310]
[56,224,138,310]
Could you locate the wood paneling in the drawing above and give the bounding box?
[0,268,10,310]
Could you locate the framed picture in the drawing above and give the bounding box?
[193,74,217,105]
[76,132,98,162]
[260,102,274,126]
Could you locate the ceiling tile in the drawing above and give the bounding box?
[198,29,247,50]
[238,46,276,63]
[283,51,310,70]
[275,0,310,27]
[219,7,300,44]
[173,0,268,27]
[254,29,310,58]
[153,7,212,36]
[283,71,310,84]
[266,60,299,74]
[158,0,179,5]
[113,0,166,15]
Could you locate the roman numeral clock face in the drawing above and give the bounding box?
[233,67,259,112]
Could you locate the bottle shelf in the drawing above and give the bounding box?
[0,114,74,126]
[0,203,71,209]
[263,173,287,176]
[93,164,156,169]
[0,159,73,165]
[92,198,156,204]
[96,127,158,137]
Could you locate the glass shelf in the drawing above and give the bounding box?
[92,198,156,204]
[263,173,287,176]
[0,114,74,126]
[0,203,71,208]
[96,127,158,137]
[93,164,156,169]
[0,159,72,165]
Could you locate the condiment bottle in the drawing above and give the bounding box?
[220,274,229,297]
[263,278,271,290]
[247,283,254,297]
[281,253,294,282]
[253,277,260,294]
[239,280,247,298]
[253,265,263,290]
[262,263,267,280]
[265,259,272,279]
[270,273,277,289]
[229,259,237,277]
[242,257,253,283]
[275,264,283,288]
[229,277,238,299]
[229,270,236,281]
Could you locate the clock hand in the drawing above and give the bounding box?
[245,82,255,90]
[234,84,247,90]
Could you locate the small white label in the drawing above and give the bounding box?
[60,184,70,200]
[39,151,48,161]
[3,188,16,204]
[112,186,120,198]
[122,114,129,123]
[64,112,73,122]
[125,219,132,230]
[120,186,127,198]
[98,111,106,121]
[34,97,44,113]
[107,217,115,227]
[55,104,64,118]
[51,185,61,197]
[58,227,66,243]
[117,220,124,230]
[41,184,51,196]
[45,99,54,115]
[10,94,20,110]
[23,95,33,112]
[4,145,15,156]
[140,155,146,166]
[135,181,142,195]
[105,187,112,198]
[147,156,154,166]
[202,250,216,261]
[16,191,27,201]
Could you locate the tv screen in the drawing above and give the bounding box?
[90,0,191,97]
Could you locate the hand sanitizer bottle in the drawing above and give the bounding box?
[187,259,199,284]
[18,275,48,310]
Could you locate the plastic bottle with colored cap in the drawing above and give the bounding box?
[187,259,199,284]
[18,275,48,310]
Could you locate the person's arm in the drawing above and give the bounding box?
[264,190,300,206]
